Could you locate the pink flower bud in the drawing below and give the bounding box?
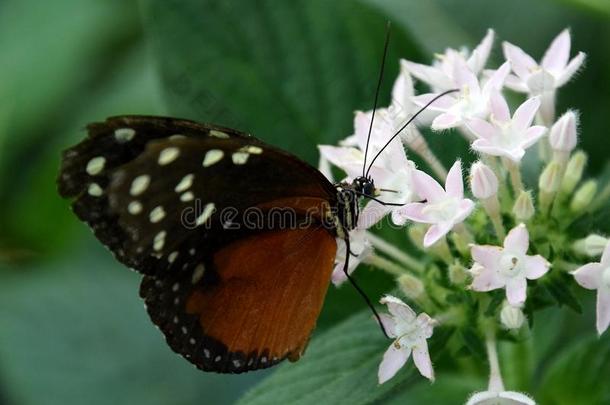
[549,110,578,152]
[470,162,498,199]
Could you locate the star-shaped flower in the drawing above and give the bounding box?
[403,29,495,92]
[466,93,547,162]
[377,295,436,384]
[572,241,610,335]
[412,60,510,131]
[392,161,475,247]
[503,29,586,94]
[470,224,551,306]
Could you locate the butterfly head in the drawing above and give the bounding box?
[352,175,375,198]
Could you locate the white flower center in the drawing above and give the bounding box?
[602,267,610,289]
[499,253,524,278]
[394,320,424,348]
[422,197,459,222]
[497,123,523,150]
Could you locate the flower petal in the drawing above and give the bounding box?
[445,161,464,198]
[490,92,511,122]
[600,241,610,267]
[466,391,497,405]
[498,391,536,405]
[377,314,397,338]
[453,58,480,93]
[504,73,529,93]
[411,93,456,112]
[423,222,453,247]
[466,118,497,140]
[470,266,505,292]
[432,112,462,130]
[412,342,434,381]
[472,245,503,270]
[524,255,551,279]
[454,199,475,224]
[403,60,454,90]
[378,344,411,384]
[541,29,571,73]
[503,41,538,80]
[412,169,446,203]
[504,224,529,255]
[380,295,417,322]
[521,126,547,149]
[572,263,602,290]
[393,203,434,225]
[358,200,391,229]
[512,97,541,132]
[506,277,528,306]
[482,61,510,95]
[596,289,610,335]
[556,52,586,87]
[468,29,495,73]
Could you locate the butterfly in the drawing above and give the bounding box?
[57,114,385,373]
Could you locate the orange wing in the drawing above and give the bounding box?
[140,226,337,373]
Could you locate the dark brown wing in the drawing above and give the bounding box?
[140,226,337,373]
[57,115,337,276]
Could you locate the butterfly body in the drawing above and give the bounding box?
[58,116,370,373]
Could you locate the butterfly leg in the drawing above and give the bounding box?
[341,235,390,339]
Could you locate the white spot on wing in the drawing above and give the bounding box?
[87,183,103,196]
[172,282,180,292]
[196,203,216,226]
[130,175,150,196]
[86,156,106,175]
[168,251,179,263]
[128,201,143,215]
[114,128,135,142]
[149,206,166,223]
[191,264,205,284]
[153,231,166,251]
[209,130,229,139]
[232,152,249,165]
[203,149,224,167]
[158,147,180,165]
[175,174,194,193]
[180,191,194,202]
[241,145,263,154]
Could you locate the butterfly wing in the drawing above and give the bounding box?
[58,115,340,372]
[140,226,336,373]
[58,116,337,275]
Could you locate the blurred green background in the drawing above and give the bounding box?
[1,0,609,404]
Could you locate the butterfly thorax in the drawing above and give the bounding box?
[333,176,375,237]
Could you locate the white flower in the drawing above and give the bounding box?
[466,390,536,405]
[503,29,585,94]
[466,94,547,162]
[392,161,475,247]
[377,295,436,383]
[549,110,578,153]
[572,241,610,335]
[470,224,551,306]
[403,29,495,92]
[470,161,499,200]
[331,229,372,286]
[412,60,510,130]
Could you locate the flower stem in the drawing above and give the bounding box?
[483,197,506,241]
[366,232,425,273]
[365,253,410,277]
[504,159,524,195]
[486,330,505,392]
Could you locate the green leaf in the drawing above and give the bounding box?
[141,0,421,165]
[541,273,583,314]
[237,309,454,405]
[537,334,610,404]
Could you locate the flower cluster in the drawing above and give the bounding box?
[319,29,608,403]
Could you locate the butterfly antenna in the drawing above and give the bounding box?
[362,21,392,178]
[365,88,459,178]
[343,236,390,339]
